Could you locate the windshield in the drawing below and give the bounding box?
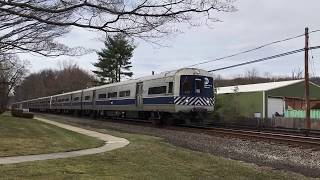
[180,75,213,97]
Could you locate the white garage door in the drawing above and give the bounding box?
[267,97,284,118]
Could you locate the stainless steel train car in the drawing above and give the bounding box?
[12,68,215,125]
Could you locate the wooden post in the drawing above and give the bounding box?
[304,27,311,130]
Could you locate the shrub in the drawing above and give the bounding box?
[11,109,23,117]
[21,112,34,119]
[11,109,34,119]
[0,109,5,115]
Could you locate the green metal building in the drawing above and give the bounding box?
[216,79,320,118]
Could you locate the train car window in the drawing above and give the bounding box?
[73,97,80,101]
[98,93,106,99]
[148,86,167,95]
[195,78,203,94]
[85,96,90,100]
[108,92,117,98]
[181,76,192,95]
[119,90,130,97]
[168,82,173,93]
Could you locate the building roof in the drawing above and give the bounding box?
[216,79,304,94]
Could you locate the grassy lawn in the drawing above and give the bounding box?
[0,124,308,179]
[0,113,104,157]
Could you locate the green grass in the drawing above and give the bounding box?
[0,125,308,179]
[0,113,104,157]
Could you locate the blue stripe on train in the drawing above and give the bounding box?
[95,99,136,106]
[94,97,174,105]
[82,102,93,106]
[72,102,82,106]
[143,96,174,104]
[59,96,175,106]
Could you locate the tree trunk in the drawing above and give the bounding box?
[118,66,121,82]
[0,83,9,110]
[115,65,118,82]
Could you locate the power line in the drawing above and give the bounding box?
[310,29,320,34]
[208,46,320,72]
[186,29,320,68]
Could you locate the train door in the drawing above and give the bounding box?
[80,90,84,111]
[49,97,52,109]
[70,94,73,107]
[92,90,96,109]
[136,82,143,110]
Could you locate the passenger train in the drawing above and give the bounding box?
[12,68,215,125]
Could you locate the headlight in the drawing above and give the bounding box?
[185,99,189,103]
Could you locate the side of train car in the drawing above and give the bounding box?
[13,68,215,124]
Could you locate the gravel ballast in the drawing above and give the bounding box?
[37,114,320,178]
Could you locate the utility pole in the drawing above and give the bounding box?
[304,27,311,130]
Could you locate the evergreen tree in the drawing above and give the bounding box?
[93,33,135,84]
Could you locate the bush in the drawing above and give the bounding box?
[0,109,5,115]
[11,109,23,117]
[21,112,34,119]
[11,109,34,119]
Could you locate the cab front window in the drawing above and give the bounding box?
[180,76,192,95]
[180,75,213,97]
[195,78,203,94]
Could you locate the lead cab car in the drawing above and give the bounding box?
[170,68,215,124]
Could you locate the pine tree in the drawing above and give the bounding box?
[93,33,135,84]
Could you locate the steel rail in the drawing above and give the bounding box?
[206,127,320,146]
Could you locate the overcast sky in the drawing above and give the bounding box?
[25,0,320,79]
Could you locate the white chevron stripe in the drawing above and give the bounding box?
[188,97,197,105]
[174,96,215,106]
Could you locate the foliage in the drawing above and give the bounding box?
[93,33,135,84]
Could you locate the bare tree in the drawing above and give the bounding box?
[0,5,87,57]
[56,61,96,93]
[0,0,236,56]
[291,67,303,80]
[14,61,96,101]
[0,54,27,109]
[245,68,259,80]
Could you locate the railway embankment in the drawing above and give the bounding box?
[37,113,320,178]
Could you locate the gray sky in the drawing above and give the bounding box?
[25,0,320,79]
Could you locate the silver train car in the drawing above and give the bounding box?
[13,68,215,125]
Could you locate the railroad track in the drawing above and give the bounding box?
[79,116,320,148]
[212,123,320,137]
[206,127,320,147]
[175,125,320,148]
